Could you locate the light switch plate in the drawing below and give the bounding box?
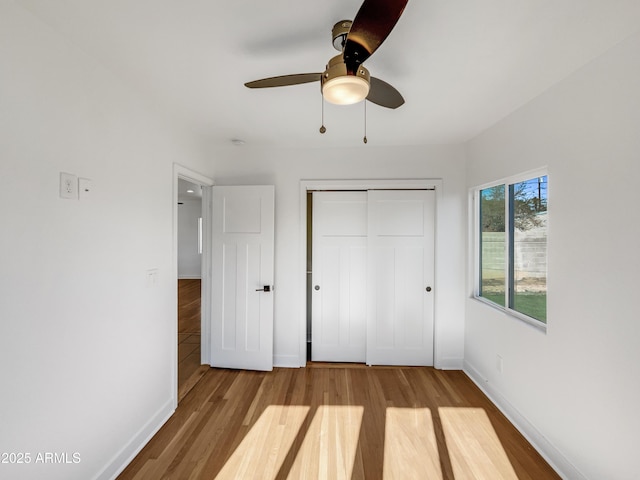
[146,269,159,287]
[79,178,92,199]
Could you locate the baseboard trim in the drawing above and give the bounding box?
[463,361,586,480]
[95,398,175,480]
[178,275,202,280]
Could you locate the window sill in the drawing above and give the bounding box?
[472,296,547,333]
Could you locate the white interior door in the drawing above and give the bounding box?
[210,185,274,371]
[366,190,435,366]
[311,192,367,362]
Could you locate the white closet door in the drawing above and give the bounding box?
[366,190,435,366]
[210,185,275,371]
[312,192,367,362]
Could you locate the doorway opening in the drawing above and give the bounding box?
[177,178,208,401]
[174,165,213,404]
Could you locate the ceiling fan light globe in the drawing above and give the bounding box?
[322,76,370,105]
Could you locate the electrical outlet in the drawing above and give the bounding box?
[60,172,78,199]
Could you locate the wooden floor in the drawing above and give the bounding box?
[177,279,208,402]
[118,365,559,480]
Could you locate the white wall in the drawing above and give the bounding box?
[465,31,640,480]
[211,145,468,369]
[0,3,210,479]
[178,199,202,278]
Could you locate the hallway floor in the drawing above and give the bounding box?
[178,279,207,402]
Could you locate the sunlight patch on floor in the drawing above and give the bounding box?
[383,407,443,479]
[215,405,310,480]
[287,406,364,480]
[439,407,518,480]
[213,404,521,480]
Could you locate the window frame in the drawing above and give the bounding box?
[473,168,548,331]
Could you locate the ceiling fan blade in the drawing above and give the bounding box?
[367,77,404,109]
[343,0,408,72]
[245,73,322,88]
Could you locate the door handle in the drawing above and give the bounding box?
[256,285,271,292]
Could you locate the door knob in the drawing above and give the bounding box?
[314,285,320,291]
[426,286,432,292]
[256,285,271,292]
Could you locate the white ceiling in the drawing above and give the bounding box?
[17,0,640,148]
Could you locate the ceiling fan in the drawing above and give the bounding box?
[245,0,408,110]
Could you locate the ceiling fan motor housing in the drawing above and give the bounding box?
[332,20,352,51]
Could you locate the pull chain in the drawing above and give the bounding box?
[319,96,326,134]
[363,100,368,144]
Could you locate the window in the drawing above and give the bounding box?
[476,172,548,327]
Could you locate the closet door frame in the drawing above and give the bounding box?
[299,179,443,368]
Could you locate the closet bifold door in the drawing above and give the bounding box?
[366,190,435,366]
